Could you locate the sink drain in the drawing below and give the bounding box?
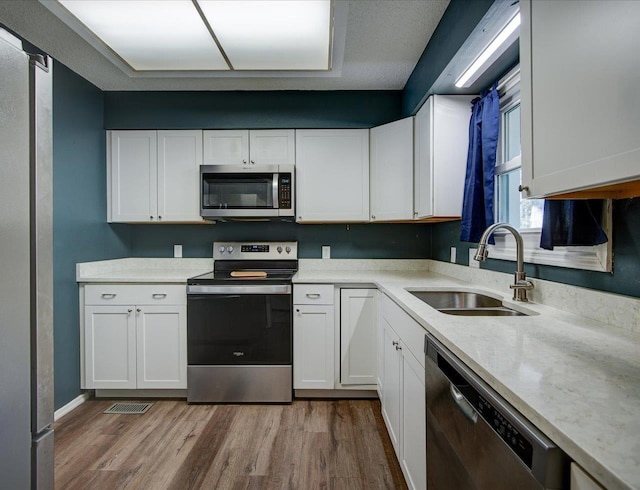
[103,402,153,415]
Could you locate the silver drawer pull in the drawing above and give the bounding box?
[152,293,167,299]
[101,293,116,299]
[305,293,321,299]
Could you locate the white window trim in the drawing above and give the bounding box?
[488,66,613,273]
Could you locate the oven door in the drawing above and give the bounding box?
[187,284,292,366]
[200,165,279,218]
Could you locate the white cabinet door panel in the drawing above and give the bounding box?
[249,129,295,166]
[340,289,377,385]
[293,304,334,389]
[85,305,136,389]
[296,129,369,222]
[381,318,401,454]
[110,131,157,222]
[136,305,186,389]
[401,347,426,490]
[203,130,249,165]
[157,130,202,222]
[370,117,414,221]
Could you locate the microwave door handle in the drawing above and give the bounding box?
[273,173,279,209]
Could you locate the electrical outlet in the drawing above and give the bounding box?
[469,248,479,268]
[450,247,456,263]
[322,246,331,259]
[174,245,183,258]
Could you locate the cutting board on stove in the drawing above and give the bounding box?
[230,271,267,278]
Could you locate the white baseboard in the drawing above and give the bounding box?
[54,391,93,422]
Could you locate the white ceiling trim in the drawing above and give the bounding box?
[39,0,347,79]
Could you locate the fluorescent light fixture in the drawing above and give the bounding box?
[455,12,521,88]
[57,0,229,71]
[197,0,332,70]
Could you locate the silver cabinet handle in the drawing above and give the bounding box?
[150,216,154,220]
[158,216,162,220]
[450,384,478,424]
[101,293,116,299]
[136,308,141,312]
[305,293,321,299]
[251,160,255,164]
[127,308,132,313]
[371,215,376,219]
[243,160,247,164]
[395,344,402,351]
[392,341,399,346]
[152,293,167,299]
[296,308,300,313]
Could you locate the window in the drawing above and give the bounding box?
[488,66,612,272]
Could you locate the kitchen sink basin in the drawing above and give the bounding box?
[406,290,528,316]
[408,290,503,309]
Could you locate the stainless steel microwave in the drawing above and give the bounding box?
[200,164,294,219]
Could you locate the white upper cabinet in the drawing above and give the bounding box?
[109,130,157,222]
[157,130,203,222]
[414,95,474,219]
[370,118,414,222]
[295,129,370,222]
[108,130,203,223]
[520,0,640,199]
[203,129,294,167]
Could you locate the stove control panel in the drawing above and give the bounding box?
[214,241,298,260]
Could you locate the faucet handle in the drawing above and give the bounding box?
[510,280,534,291]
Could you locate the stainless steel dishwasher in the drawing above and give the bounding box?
[424,334,569,489]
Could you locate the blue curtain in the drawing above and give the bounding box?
[460,84,500,243]
[540,200,608,250]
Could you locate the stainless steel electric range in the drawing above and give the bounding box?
[186,241,297,403]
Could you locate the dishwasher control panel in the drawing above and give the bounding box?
[476,395,534,468]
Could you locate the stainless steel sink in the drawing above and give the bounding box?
[407,290,528,316]
[438,308,525,317]
[408,290,503,309]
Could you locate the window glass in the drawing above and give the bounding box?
[505,104,521,162]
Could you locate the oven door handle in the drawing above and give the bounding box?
[187,285,291,295]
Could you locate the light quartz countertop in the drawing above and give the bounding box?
[295,261,640,490]
[75,257,640,489]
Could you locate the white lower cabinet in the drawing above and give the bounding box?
[82,284,187,390]
[293,284,335,389]
[340,289,377,385]
[570,463,605,490]
[379,293,426,490]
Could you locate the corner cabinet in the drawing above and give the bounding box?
[370,118,415,222]
[81,284,187,390]
[414,95,474,219]
[295,129,370,222]
[108,130,203,223]
[203,129,295,167]
[520,0,640,199]
[340,289,377,385]
[379,293,426,490]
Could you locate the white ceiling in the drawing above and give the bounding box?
[0,0,451,91]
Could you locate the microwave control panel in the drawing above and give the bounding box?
[278,173,292,209]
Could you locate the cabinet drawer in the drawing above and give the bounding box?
[381,293,425,367]
[84,284,186,306]
[294,284,334,305]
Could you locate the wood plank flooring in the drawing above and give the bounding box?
[54,399,408,490]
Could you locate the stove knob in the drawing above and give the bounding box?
[226,246,234,254]
[285,246,291,254]
[218,246,226,254]
[277,246,283,254]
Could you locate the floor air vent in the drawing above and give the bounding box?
[103,402,153,415]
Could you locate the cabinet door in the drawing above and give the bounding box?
[400,346,426,490]
[370,118,414,221]
[414,96,471,219]
[521,0,640,198]
[249,129,295,166]
[109,131,157,222]
[295,129,369,222]
[84,305,136,389]
[136,305,187,389]
[157,130,203,222]
[381,318,401,454]
[293,304,334,389]
[340,289,377,385]
[570,463,605,490]
[203,130,249,166]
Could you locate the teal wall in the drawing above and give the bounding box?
[53,63,130,409]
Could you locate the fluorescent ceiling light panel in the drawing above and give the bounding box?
[455,12,521,88]
[57,0,229,71]
[197,0,332,70]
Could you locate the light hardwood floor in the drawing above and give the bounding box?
[54,399,408,490]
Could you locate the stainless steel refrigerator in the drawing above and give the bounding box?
[0,28,54,489]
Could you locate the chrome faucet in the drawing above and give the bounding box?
[473,223,534,302]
